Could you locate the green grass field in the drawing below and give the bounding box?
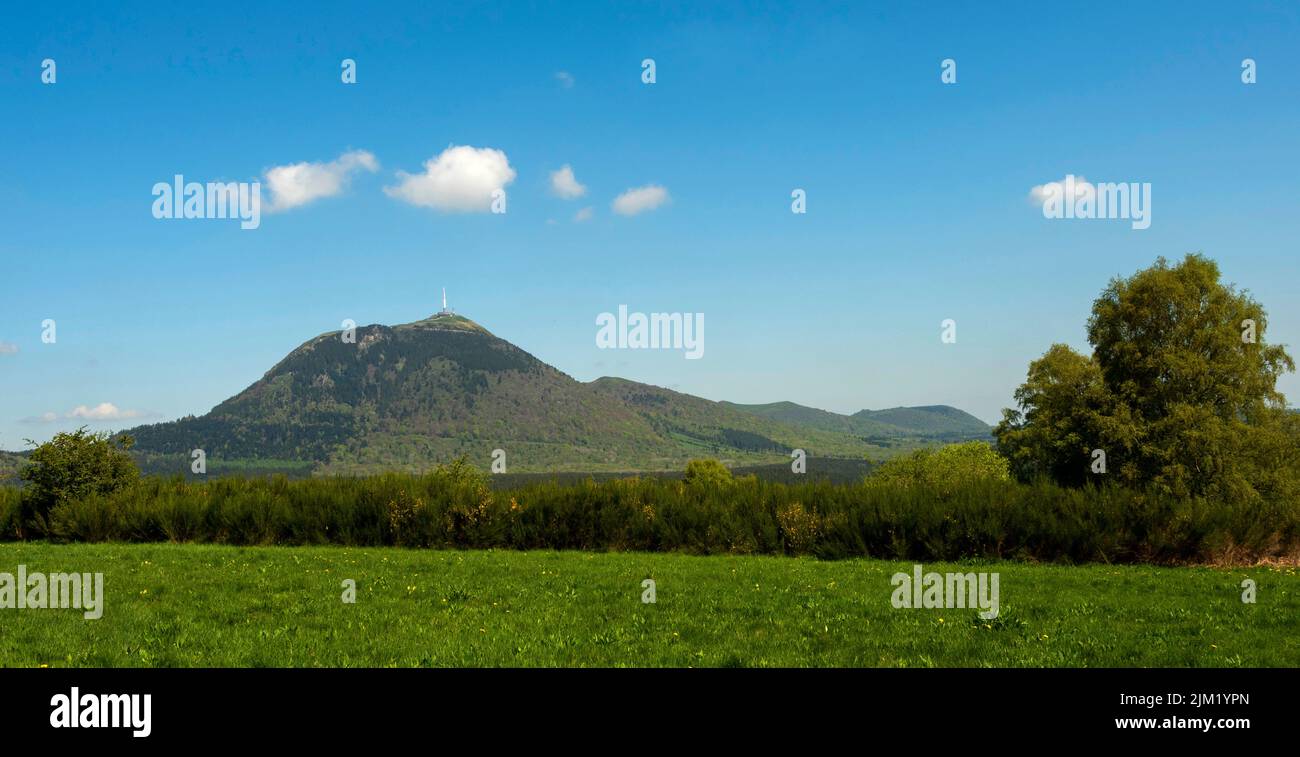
[1,543,1297,667]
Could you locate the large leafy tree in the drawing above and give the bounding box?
[996,254,1298,501]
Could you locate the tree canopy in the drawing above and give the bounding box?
[19,427,138,533]
[995,254,1299,502]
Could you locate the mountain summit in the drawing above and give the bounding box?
[126,314,990,474]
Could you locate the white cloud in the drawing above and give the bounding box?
[550,164,587,199]
[555,71,575,88]
[68,403,145,421]
[574,206,594,222]
[612,184,669,216]
[0,341,17,355]
[385,145,516,213]
[1029,175,1095,207]
[263,149,379,212]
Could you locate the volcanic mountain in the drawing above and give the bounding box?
[125,313,990,475]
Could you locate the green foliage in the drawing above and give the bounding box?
[994,345,1117,487]
[867,441,1010,494]
[997,254,1300,501]
[683,458,734,487]
[0,486,20,539]
[17,428,138,536]
[488,456,876,488]
[5,463,1297,565]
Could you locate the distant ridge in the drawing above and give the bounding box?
[722,401,991,441]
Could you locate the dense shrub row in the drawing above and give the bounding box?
[2,459,1295,564]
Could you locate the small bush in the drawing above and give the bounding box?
[387,489,426,547]
[17,428,138,537]
[776,501,821,555]
[683,459,733,488]
[867,441,1010,494]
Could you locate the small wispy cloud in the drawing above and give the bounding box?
[549,164,587,199]
[264,149,380,212]
[555,71,575,89]
[0,341,17,355]
[70,403,145,421]
[23,402,150,424]
[612,184,669,216]
[574,206,594,222]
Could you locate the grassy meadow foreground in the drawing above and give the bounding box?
[2,542,1297,667]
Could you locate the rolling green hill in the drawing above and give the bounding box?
[589,377,890,460]
[124,313,936,475]
[717,400,869,435]
[854,405,991,438]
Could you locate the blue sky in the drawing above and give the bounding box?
[2,1,1299,448]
